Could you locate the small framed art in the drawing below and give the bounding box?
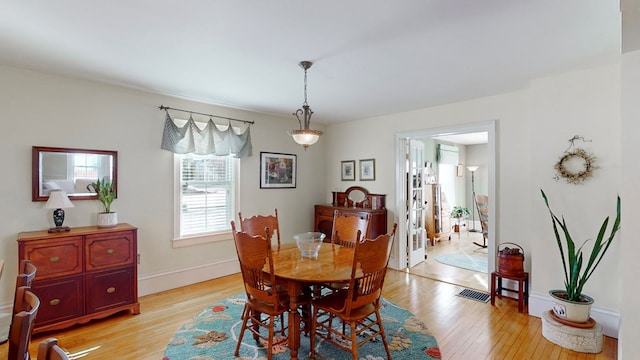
[359,158,375,181]
[260,152,297,188]
[341,160,356,181]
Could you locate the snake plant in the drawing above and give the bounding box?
[541,189,620,302]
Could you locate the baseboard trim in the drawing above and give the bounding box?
[138,258,240,297]
[529,290,619,338]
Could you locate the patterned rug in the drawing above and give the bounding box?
[434,253,487,273]
[162,293,441,360]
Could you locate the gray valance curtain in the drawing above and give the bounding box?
[161,111,252,158]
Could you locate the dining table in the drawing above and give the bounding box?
[271,242,358,360]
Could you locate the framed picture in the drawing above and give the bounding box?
[260,152,296,188]
[341,160,356,181]
[359,159,375,181]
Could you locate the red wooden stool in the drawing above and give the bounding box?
[490,271,529,313]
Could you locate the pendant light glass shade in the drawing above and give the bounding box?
[289,61,323,150]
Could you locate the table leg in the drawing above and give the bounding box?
[287,280,302,360]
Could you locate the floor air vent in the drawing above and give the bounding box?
[457,288,490,303]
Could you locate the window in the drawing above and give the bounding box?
[174,153,238,244]
[71,153,103,180]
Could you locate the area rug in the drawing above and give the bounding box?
[162,293,441,360]
[434,254,487,273]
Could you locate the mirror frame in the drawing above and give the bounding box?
[32,146,118,202]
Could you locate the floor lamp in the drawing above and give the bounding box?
[467,166,480,232]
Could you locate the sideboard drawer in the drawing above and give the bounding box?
[86,231,135,270]
[22,237,83,279]
[31,275,83,326]
[86,268,135,313]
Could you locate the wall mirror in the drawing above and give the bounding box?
[32,146,118,201]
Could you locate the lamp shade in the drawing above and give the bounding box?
[288,129,323,146]
[466,165,479,172]
[45,190,74,209]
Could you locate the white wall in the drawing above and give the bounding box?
[0,65,327,303]
[527,63,621,337]
[619,49,640,359]
[325,63,624,337]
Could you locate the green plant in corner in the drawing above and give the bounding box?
[88,178,116,213]
[540,189,620,302]
[450,205,470,218]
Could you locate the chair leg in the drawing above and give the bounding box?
[235,304,250,356]
[267,314,275,360]
[376,309,392,360]
[350,321,358,360]
[309,307,317,359]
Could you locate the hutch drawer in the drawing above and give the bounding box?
[31,275,83,326]
[20,237,83,280]
[86,231,135,270]
[86,267,135,313]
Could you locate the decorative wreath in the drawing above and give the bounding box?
[554,148,597,185]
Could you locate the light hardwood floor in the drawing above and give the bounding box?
[409,229,490,291]
[0,236,618,360]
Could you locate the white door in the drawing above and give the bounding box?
[407,139,426,267]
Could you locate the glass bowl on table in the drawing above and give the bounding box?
[294,232,326,259]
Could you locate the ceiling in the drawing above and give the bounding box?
[0,1,621,125]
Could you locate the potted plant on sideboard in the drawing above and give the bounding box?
[88,178,117,227]
[540,189,621,324]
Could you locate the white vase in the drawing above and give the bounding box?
[549,290,594,323]
[97,212,118,228]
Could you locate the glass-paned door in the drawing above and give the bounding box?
[407,139,425,267]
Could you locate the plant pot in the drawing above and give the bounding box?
[453,224,460,233]
[97,212,118,228]
[549,290,594,324]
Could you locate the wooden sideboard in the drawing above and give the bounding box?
[314,186,387,240]
[17,223,139,334]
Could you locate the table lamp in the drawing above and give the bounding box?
[45,190,74,233]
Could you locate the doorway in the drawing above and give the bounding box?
[394,121,496,290]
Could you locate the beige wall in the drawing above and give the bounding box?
[0,64,327,302]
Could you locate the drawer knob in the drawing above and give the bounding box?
[106,248,115,255]
[49,299,60,306]
[106,287,116,294]
[49,256,60,263]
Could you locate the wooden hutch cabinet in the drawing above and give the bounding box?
[424,183,451,244]
[314,186,387,240]
[17,223,139,334]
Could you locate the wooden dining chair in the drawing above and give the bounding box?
[13,260,37,314]
[231,221,289,360]
[330,209,370,247]
[314,210,371,296]
[238,209,281,248]
[37,338,70,360]
[310,223,397,360]
[8,286,40,360]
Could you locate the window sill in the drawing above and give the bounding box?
[172,231,232,248]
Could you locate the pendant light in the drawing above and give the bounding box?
[288,61,323,150]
